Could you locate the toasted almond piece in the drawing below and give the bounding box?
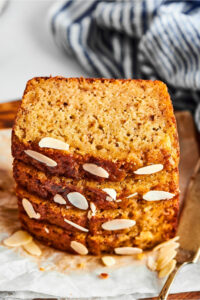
[126,192,138,199]
[24,150,57,167]
[153,236,180,252]
[44,227,49,234]
[134,164,163,175]
[147,255,157,271]
[101,256,116,266]
[157,249,177,270]
[159,242,180,255]
[67,192,88,210]
[158,259,176,278]
[102,188,116,200]
[90,202,96,216]
[99,273,109,279]
[70,241,88,255]
[23,240,41,256]
[22,198,41,219]
[4,230,32,247]
[114,247,142,255]
[115,199,122,202]
[83,163,109,178]
[102,219,136,231]
[87,210,92,219]
[64,219,89,232]
[39,137,69,151]
[143,191,175,201]
[53,194,66,205]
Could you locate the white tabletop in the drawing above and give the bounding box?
[0,0,88,103]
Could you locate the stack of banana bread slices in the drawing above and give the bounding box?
[12,77,179,255]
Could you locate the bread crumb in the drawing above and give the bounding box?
[99,273,109,279]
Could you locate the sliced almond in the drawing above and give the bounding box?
[159,242,180,254]
[70,241,88,255]
[114,247,142,255]
[126,192,138,199]
[134,164,163,175]
[53,194,66,205]
[156,249,177,270]
[24,150,57,167]
[147,255,157,271]
[115,199,122,202]
[102,188,116,200]
[67,192,88,210]
[39,137,69,151]
[158,259,176,278]
[64,219,89,232]
[143,191,175,201]
[22,198,41,219]
[101,256,116,266]
[44,227,49,234]
[83,163,109,178]
[102,219,136,231]
[90,202,96,216]
[153,236,180,252]
[87,210,92,219]
[23,240,41,256]
[4,230,32,247]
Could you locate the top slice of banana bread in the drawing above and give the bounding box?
[12,77,179,182]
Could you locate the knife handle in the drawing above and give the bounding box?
[158,262,186,300]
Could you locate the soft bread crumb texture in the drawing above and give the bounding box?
[13,77,179,163]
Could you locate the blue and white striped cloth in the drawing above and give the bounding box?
[49,0,200,130]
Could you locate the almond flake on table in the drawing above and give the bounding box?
[101,256,116,266]
[23,240,42,256]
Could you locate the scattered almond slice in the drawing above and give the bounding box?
[39,137,69,151]
[83,163,109,178]
[158,259,176,278]
[44,227,49,234]
[102,219,136,231]
[126,192,138,199]
[24,150,57,167]
[147,255,157,271]
[64,219,89,232]
[23,240,41,256]
[67,192,88,210]
[101,256,116,266]
[153,236,179,252]
[134,164,163,175]
[70,241,88,255]
[53,194,66,205]
[102,188,116,200]
[4,230,32,247]
[90,202,96,216]
[156,249,177,270]
[159,242,180,254]
[114,247,142,255]
[143,191,175,201]
[22,198,41,219]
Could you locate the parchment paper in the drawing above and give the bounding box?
[0,111,199,299]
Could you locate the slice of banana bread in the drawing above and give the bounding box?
[12,77,179,182]
[17,185,178,254]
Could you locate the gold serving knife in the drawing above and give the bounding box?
[158,160,200,300]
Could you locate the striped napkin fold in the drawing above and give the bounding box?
[49,0,200,130]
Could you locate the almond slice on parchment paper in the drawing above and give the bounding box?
[23,240,42,256]
[101,256,116,266]
[4,230,32,247]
